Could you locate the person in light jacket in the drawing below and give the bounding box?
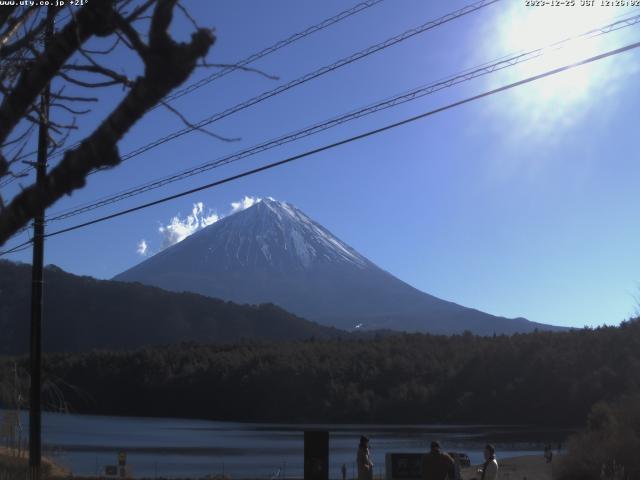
[477,444,498,480]
[357,436,373,480]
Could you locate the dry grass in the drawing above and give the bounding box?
[461,454,553,480]
[0,446,69,479]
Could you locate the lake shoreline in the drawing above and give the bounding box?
[2,449,554,480]
[12,407,580,429]
[1,409,565,478]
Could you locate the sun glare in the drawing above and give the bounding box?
[492,4,638,134]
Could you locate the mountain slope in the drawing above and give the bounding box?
[115,198,562,335]
[0,260,342,354]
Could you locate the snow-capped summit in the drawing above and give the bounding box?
[152,197,368,274]
[114,198,562,335]
[222,197,369,270]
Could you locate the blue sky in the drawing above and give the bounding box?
[2,0,640,328]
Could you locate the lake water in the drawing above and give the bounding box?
[3,410,571,478]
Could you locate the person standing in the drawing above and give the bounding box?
[357,436,373,480]
[342,464,348,480]
[477,444,498,480]
[544,444,554,463]
[421,441,455,480]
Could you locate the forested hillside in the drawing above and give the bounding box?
[2,319,637,425]
[0,260,341,354]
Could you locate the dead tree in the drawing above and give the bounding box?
[0,0,216,246]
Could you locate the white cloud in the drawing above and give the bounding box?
[158,202,220,248]
[230,196,261,214]
[136,239,148,256]
[155,196,270,250]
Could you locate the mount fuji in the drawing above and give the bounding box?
[114,198,561,335]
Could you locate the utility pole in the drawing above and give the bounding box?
[29,8,53,480]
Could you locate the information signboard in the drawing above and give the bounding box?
[105,465,118,477]
[304,430,329,480]
[384,453,424,480]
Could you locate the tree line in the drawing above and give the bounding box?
[1,318,638,426]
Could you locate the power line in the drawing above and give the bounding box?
[0,167,31,189]
[0,237,33,256]
[3,0,499,191]
[2,0,488,190]
[0,0,386,189]
[29,39,639,244]
[43,11,640,224]
[160,0,386,105]
[108,0,498,168]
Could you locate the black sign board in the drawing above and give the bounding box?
[385,453,424,480]
[105,465,118,476]
[304,430,329,480]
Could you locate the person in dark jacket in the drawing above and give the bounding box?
[357,436,373,480]
[421,441,455,480]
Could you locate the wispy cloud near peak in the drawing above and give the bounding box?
[155,196,271,251]
[136,239,149,256]
[158,202,220,248]
[230,196,261,214]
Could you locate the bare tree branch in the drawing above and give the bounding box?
[114,12,149,58]
[0,154,8,179]
[50,93,99,102]
[0,13,48,59]
[81,36,121,55]
[57,70,125,88]
[1,124,35,149]
[0,0,215,245]
[160,100,240,143]
[0,7,18,34]
[9,134,34,167]
[48,120,76,156]
[60,65,133,87]
[0,7,32,49]
[176,1,200,30]
[50,103,91,115]
[125,0,157,22]
[199,61,279,80]
[0,0,119,145]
